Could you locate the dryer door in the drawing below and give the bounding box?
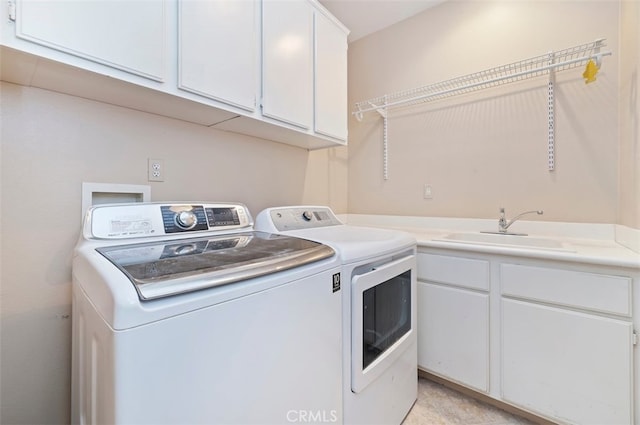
[351,254,417,393]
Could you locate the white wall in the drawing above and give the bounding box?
[346,0,623,223]
[0,82,341,424]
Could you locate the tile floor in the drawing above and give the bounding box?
[402,377,536,425]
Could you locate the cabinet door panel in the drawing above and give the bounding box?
[502,299,633,425]
[262,0,313,129]
[178,0,257,111]
[417,253,489,290]
[17,0,165,81]
[418,282,489,392]
[314,11,347,141]
[501,263,632,316]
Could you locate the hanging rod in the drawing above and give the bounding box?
[353,39,611,120]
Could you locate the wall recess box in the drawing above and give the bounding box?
[82,182,151,217]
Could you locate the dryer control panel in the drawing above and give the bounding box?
[255,206,342,232]
[85,202,252,239]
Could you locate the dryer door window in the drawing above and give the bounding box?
[362,270,411,369]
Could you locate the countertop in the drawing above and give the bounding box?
[340,214,640,270]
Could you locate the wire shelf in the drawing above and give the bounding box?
[353,39,611,120]
[353,39,612,179]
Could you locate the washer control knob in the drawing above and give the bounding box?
[302,211,313,221]
[176,210,197,229]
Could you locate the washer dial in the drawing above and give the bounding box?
[175,210,197,229]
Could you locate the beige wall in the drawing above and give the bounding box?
[0,82,342,424]
[303,146,349,211]
[619,0,640,228]
[1,1,638,424]
[346,0,624,223]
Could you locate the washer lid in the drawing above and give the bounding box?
[96,231,335,300]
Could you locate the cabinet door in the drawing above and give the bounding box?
[16,0,165,81]
[502,299,633,425]
[418,282,489,392]
[178,0,257,111]
[314,10,347,142]
[262,0,313,129]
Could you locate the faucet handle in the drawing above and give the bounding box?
[498,208,507,233]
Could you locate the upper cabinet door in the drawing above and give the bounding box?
[315,10,348,142]
[178,0,258,111]
[16,0,166,81]
[262,0,313,130]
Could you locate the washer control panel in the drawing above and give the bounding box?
[161,205,210,233]
[257,206,342,232]
[86,203,252,239]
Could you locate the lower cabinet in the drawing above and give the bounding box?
[417,250,638,425]
[500,263,635,425]
[417,253,490,392]
[502,298,634,425]
[418,282,489,392]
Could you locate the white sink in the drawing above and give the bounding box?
[436,232,575,252]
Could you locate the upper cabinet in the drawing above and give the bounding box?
[14,0,166,82]
[262,0,314,129]
[314,9,348,141]
[261,0,348,141]
[178,0,258,112]
[1,0,349,150]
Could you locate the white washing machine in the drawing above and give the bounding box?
[255,206,418,425]
[71,202,343,425]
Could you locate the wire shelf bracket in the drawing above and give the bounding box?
[547,52,556,171]
[352,39,612,178]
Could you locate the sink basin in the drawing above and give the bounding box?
[436,232,575,252]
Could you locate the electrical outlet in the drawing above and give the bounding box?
[148,159,164,182]
[423,184,433,199]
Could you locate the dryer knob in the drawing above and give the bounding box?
[176,210,197,229]
[302,211,313,221]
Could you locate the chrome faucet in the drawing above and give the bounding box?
[497,207,543,234]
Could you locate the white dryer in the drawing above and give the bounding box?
[72,202,343,425]
[256,206,418,425]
